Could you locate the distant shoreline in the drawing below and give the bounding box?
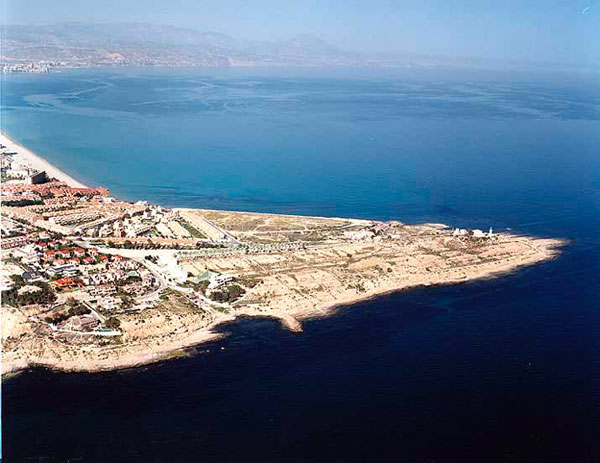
[0,132,89,188]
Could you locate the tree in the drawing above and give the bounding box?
[105,317,121,329]
[11,274,25,288]
[1,282,56,307]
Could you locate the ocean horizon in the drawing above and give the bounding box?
[2,67,599,462]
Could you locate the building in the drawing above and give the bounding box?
[208,274,234,290]
[46,263,79,278]
[22,269,44,284]
[53,277,81,291]
[73,248,85,257]
[1,235,28,249]
[0,276,14,291]
[343,230,375,241]
[28,170,48,184]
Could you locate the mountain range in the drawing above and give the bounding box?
[1,22,470,68]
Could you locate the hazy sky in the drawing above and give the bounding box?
[3,0,599,65]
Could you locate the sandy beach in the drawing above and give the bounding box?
[0,132,88,188]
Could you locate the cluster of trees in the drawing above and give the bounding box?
[127,275,142,283]
[196,280,210,293]
[119,295,135,309]
[43,299,91,324]
[196,242,225,249]
[2,281,56,308]
[110,239,225,251]
[1,199,43,207]
[210,284,245,303]
[114,240,172,250]
[104,317,121,329]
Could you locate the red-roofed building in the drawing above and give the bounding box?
[73,248,85,257]
[99,255,108,261]
[36,242,48,250]
[83,256,95,264]
[48,241,57,248]
[53,277,81,291]
[69,257,80,264]
[44,250,55,260]
[54,258,66,265]
[57,249,71,258]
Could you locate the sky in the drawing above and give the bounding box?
[3,0,599,66]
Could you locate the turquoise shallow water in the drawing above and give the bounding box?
[2,67,600,462]
[2,67,599,229]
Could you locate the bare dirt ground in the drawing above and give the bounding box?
[2,213,563,374]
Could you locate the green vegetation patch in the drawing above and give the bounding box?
[178,220,206,239]
[209,283,245,304]
[2,280,56,308]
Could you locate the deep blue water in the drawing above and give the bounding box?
[1,68,599,462]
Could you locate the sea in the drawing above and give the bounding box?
[1,67,599,462]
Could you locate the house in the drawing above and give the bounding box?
[453,228,468,237]
[1,235,28,249]
[22,269,44,284]
[343,230,375,241]
[53,277,81,291]
[44,250,55,260]
[0,276,14,291]
[69,257,80,265]
[79,315,99,330]
[46,263,79,278]
[73,248,85,257]
[97,296,120,311]
[142,273,156,287]
[472,229,486,238]
[83,256,95,264]
[373,222,391,235]
[208,274,234,290]
[57,249,71,258]
[13,246,39,264]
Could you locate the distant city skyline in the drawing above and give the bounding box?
[3,0,598,67]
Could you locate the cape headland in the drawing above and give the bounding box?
[0,133,564,374]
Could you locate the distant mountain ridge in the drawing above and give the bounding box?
[1,22,469,68]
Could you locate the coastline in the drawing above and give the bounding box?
[1,234,563,376]
[0,136,565,376]
[0,131,89,188]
